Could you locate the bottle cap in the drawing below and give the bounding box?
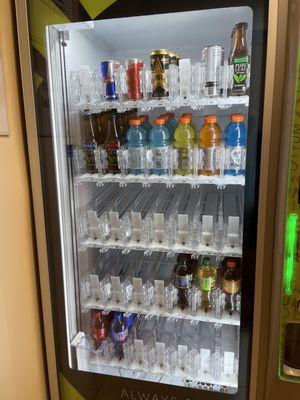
[234,22,248,30]
[231,113,244,122]
[155,118,165,125]
[205,115,217,123]
[179,116,191,124]
[182,113,193,120]
[129,118,141,126]
[227,259,236,269]
[202,257,211,266]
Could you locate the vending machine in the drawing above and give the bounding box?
[15,0,300,399]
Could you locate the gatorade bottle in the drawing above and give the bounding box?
[224,113,247,176]
[126,118,147,175]
[165,112,178,131]
[182,113,197,137]
[149,117,170,175]
[139,115,153,141]
[174,116,195,175]
[161,115,175,143]
[198,115,222,176]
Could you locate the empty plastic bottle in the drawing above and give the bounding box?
[126,118,147,175]
[224,113,247,176]
[149,117,170,175]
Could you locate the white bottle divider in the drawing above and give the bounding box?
[177,345,189,372]
[109,211,122,241]
[223,351,235,375]
[153,213,165,244]
[177,214,189,245]
[131,212,143,242]
[155,341,166,368]
[227,216,240,247]
[134,339,145,365]
[200,348,211,373]
[89,274,101,300]
[132,277,144,305]
[110,276,123,302]
[154,280,165,307]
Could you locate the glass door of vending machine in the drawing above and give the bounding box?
[41,3,266,400]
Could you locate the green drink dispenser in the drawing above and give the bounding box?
[279,49,300,381]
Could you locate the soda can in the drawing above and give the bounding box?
[100,60,119,101]
[125,58,144,100]
[150,49,170,98]
[202,45,224,97]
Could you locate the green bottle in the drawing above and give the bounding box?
[196,257,217,312]
[173,116,195,175]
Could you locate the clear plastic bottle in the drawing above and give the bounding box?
[198,114,222,176]
[224,113,247,176]
[126,118,147,175]
[174,116,195,175]
[149,117,170,175]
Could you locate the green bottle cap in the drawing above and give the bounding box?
[203,257,211,266]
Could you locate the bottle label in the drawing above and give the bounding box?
[112,328,129,344]
[225,146,246,171]
[221,278,241,294]
[82,144,96,171]
[128,148,144,170]
[175,273,193,289]
[198,276,216,291]
[94,327,106,341]
[202,146,221,171]
[232,56,249,93]
[151,147,169,170]
[178,148,192,170]
[106,143,119,170]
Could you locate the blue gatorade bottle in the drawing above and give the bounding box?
[224,113,247,176]
[161,115,175,143]
[126,118,147,175]
[149,117,170,175]
[165,112,179,131]
[139,115,153,141]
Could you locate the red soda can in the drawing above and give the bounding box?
[126,59,144,100]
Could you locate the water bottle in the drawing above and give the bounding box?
[224,114,247,176]
[149,117,170,175]
[110,312,129,360]
[126,118,147,175]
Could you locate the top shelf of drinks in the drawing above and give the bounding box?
[73,109,247,184]
[68,22,250,112]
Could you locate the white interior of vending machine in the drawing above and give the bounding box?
[47,6,253,395]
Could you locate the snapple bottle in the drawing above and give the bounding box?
[228,22,250,96]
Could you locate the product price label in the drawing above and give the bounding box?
[232,56,249,93]
[202,146,220,171]
[151,147,169,170]
[112,328,128,344]
[175,273,193,289]
[225,146,246,171]
[221,278,241,294]
[128,148,144,170]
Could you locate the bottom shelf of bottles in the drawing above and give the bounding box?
[72,313,239,393]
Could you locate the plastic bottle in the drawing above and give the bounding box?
[196,257,217,312]
[198,114,222,176]
[220,258,241,315]
[139,115,153,141]
[182,113,196,137]
[160,115,175,143]
[165,112,178,131]
[174,254,195,310]
[224,113,247,176]
[173,116,195,175]
[149,117,170,175]
[110,312,129,360]
[126,118,147,175]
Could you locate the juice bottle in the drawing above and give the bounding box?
[182,113,196,137]
[196,257,217,312]
[173,116,195,175]
[220,258,241,315]
[149,117,170,175]
[104,111,122,174]
[224,113,247,176]
[198,114,222,176]
[139,114,153,141]
[126,118,147,175]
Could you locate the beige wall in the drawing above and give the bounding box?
[0,1,48,399]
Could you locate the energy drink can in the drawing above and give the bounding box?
[100,60,119,100]
[150,49,170,98]
[202,45,224,97]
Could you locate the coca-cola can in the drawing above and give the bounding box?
[202,45,224,97]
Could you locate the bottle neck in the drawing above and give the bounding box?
[230,29,247,56]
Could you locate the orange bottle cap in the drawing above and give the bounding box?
[179,116,191,124]
[231,113,244,122]
[205,115,217,123]
[227,259,236,268]
[155,118,165,125]
[129,118,141,126]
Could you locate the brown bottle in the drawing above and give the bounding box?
[228,22,249,96]
[80,112,98,173]
[174,254,195,310]
[104,111,122,174]
[90,309,109,349]
[90,113,106,146]
[220,258,241,314]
